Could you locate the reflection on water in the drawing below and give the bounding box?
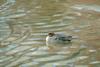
[0,0,100,67]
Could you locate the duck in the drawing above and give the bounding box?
[46,32,72,46]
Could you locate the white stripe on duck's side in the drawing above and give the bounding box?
[46,32,72,46]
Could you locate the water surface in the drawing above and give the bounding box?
[0,0,100,67]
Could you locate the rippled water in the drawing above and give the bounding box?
[0,0,100,67]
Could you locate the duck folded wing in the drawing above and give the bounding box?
[58,36,72,41]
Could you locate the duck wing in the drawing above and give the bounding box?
[58,36,72,41]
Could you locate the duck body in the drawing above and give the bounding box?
[46,32,72,46]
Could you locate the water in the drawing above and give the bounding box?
[0,0,100,67]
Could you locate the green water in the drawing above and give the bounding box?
[0,0,100,67]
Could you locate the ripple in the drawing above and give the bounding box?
[90,61,100,64]
[0,23,11,41]
[6,46,32,55]
[35,23,68,28]
[1,23,32,46]
[0,0,15,12]
[71,4,100,12]
[20,41,44,45]
[6,13,26,19]
[34,55,67,62]
[20,61,39,67]
[6,56,31,67]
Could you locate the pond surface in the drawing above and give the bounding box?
[0,0,100,67]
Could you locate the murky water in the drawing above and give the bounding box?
[0,0,100,67]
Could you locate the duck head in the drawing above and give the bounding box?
[48,32,55,37]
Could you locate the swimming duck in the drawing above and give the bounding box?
[46,32,72,46]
